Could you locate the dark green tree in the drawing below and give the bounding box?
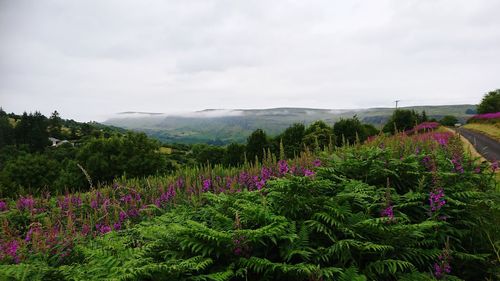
[223,143,246,167]
[303,121,333,150]
[0,153,60,196]
[48,110,63,139]
[192,144,224,165]
[0,114,14,149]
[76,132,166,184]
[382,109,419,134]
[246,129,269,162]
[477,89,500,114]
[363,124,379,137]
[419,110,428,123]
[333,116,367,146]
[14,111,50,152]
[280,123,305,158]
[440,115,459,126]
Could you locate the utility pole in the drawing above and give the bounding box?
[394,100,401,109]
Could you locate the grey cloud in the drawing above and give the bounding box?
[0,0,498,121]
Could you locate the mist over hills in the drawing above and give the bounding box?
[104,105,476,144]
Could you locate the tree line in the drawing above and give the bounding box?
[2,98,489,198]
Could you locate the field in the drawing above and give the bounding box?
[0,125,499,280]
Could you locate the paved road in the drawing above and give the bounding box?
[456,127,500,163]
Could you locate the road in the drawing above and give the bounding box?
[456,127,500,163]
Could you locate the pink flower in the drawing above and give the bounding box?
[430,188,446,212]
[381,205,394,221]
[0,201,8,212]
[304,169,315,177]
[278,160,289,175]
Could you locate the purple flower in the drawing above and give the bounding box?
[474,166,481,174]
[24,227,38,242]
[278,160,289,175]
[120,194,133,204]
[434,253,451,278]
[96,223,111,234]
[176,177,184,189]
[451,157,464,173]
[429,188,446,212]
[304,169,315,177]
[90,200,98,209]
[81,224,90,236]
[119,211,128,222]
[492,161,498,172]
[127,208,139,218]
[381,205,394,220]
[255,179,266,190]
[0,201,8,212]
[5,240,19,262]
[113,222,121,230]
[261,167,272,180]
[202,179,212,192]
[16,196,35,211]
[470,112,500,120]
[313,159,322,167]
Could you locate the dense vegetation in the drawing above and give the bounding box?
[476,89,500,114]
[0,122,498,280]
[0,109,376,197]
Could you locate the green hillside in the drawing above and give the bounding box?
[104,105,476,144]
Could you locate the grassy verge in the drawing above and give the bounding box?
[463,123,500,142]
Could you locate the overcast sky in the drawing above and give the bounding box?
[1,0,499,121]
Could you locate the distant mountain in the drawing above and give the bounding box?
[104,105,476,144]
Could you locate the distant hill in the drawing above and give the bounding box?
[104,105,476,144]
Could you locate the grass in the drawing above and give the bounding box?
[159,147,172,154]
[463,123,500,141]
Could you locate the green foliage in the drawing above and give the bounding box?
[383,109,421,134]
[223,143,246,167]
[192,144,225,166]
[440,115,459,126]
[0,153,60,196]
[333,116,369,146]
[477,89,500,114]
[76,132,166,184]
[303,121,333,151]
[246,129,269,162]
[2,140,497,281]
[279,123,306,158]
[14,112,50,152]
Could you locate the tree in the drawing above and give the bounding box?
[333,117,368,146]
[279,123,305,158]
[246,129,269,162]
[223,143,246,167]
[303,121,333,151]
[477,89,500,114]
[0,153,60,196]
[14,111,50,152]
[48,110,63,138]
[440,115,459,126]
[192,144,224,165]
[382,109,419,134]
[418,110,428,123]
[76,132,166,184]
[363,124,379,138]
[0,114,14,149]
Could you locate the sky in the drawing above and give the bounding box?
[0,0,499,122]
